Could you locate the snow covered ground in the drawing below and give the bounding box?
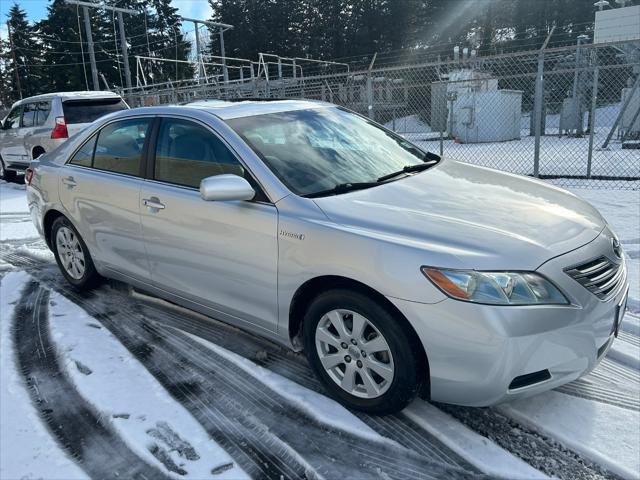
[387,106,639,182]
[1,178,638,480]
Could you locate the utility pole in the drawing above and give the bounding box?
[6,21,23,100]
[219,26,228,83]
[181,17,233,84]
[65,0,138,98]
[117,11,132,93]
[194,22,202,83]
[82,6,99,90]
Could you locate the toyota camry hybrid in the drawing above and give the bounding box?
[26,100,629,414]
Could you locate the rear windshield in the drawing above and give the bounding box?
[62,98,128,124]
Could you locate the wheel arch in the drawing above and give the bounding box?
[32,146,46,160]
[288,274,430,397]
[43,208,66,249]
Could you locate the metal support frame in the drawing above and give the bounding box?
[82,6,99,90]
[181,17,233,85]
[621,105,640,142]
[533,27,555,177]
[65,0,139,99]
[602,73,640,148]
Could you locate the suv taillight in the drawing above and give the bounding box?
[51,116,68,139]
[25,167,34,186]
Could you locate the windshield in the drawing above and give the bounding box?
[226,107,433,196]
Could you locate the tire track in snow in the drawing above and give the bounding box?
[555,355,640,411]
[12,280,171,480]
[617,331,640,347]
[52,282,480,480]
[595,358,640,385]
[128,290,478,470]
[556,380,639,411]
[3,248,621,479]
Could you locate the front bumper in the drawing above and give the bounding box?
[390,228,628,407]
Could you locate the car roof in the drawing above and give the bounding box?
[184,99,332,120]
[11,91,122,108]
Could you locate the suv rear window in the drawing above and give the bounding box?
[62,98,127,124]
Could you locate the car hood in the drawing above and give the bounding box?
[312,160,605,270]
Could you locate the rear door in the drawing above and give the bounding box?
[139,116,279,333]
[18,103,38,162]
[62,97,128,137]
[58,116,152,282]
[0,106,24,165]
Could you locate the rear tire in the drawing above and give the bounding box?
[51,216,102,290]
[303,289,423,414]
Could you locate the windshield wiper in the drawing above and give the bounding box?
[303,182,379,198]
[377,160,438,183]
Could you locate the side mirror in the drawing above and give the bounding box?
[200,174,255,202]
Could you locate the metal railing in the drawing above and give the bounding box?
[125,39,640,190]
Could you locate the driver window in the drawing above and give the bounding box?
[3,107,22,130]
[154,118,245,189]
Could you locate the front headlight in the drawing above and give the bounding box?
[422,267,569,305]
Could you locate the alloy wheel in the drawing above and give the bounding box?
[56,226,86,280]
[315,309,394,399]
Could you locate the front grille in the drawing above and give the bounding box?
[565,256,624,300]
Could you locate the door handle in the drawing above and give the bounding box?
[62,176,77,187]
[143,198,165,210]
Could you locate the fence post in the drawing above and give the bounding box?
[587,65,599,178]
[366,75,374,120]
[533,27,555,178]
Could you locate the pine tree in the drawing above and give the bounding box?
[148,0,192,83]
[38,0,94,92]
[0,37,13,108]
[4,3,43,99]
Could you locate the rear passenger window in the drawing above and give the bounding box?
[154,118,244,188]
[21,103,37,127]
[93,119,150,176]
[69,134,97,167]
[36,102,51,126]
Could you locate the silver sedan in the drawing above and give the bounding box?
[26,100,629,414]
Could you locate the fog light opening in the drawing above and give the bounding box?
[509,369,552,390]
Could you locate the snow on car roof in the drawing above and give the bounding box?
[11,91,122,108]
[188,99,331,119]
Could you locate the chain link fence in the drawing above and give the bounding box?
[126,39,640,190]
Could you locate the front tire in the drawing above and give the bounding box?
[303,289,423,414]
[0,157,16,182]
[51,216,102,290]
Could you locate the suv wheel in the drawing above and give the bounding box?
[51,216,102,290]
[0,157,16,182]
[303,289,423,414]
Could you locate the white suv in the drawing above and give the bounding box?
[0,91,128,182]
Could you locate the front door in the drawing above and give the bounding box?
[139,117,279,333]
[0,105,25,165]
